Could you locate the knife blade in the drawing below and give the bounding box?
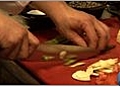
[37,44,99,60]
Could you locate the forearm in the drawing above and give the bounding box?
[30,1,70,24]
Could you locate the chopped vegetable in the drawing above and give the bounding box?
[117,29,120,44]
[45,36,69,44]
[59,51,67,59]
[72,71,91,81]
[118,62,120,66]
[69,62,85,67]
[100,69,113,73]
[42,55,55,61]
[64,59,77,65]
[86,67,94,75]
[91,73,99,76]
[72,58,119,81]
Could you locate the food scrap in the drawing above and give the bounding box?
[69,62,85,67]
[117,29,120,44]
[59,51,67,59]
[42,55,55,61]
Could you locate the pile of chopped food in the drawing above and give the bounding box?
[72,58,120,81]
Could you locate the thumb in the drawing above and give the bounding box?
[27,30,40,56]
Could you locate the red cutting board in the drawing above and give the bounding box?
[19,17,120,85]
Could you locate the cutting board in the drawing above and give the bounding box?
[18,17,120,85]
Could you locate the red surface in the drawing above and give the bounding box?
[18,17,120,85]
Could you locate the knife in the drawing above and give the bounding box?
[117,72,120,85]
[37,43,115,60]
[37,44,99,60]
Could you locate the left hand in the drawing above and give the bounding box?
[54,7,110,51]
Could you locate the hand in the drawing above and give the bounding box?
[0,13,39,60]
[54,7,110,51]
[29,1,110,50]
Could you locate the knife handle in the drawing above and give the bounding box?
[117,72,120,85]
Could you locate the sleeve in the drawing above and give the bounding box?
[0,1,30,15]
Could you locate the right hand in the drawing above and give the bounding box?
[0,13,39,60]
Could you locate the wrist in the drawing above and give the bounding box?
[30,1,71,25]
[50,4,73,26]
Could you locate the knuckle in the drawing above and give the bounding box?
[91,37,98,44]
[21,29,28,36]
[87,15,95,21]
[8,38,17,46]
[82,22,89,28]
[9,36,21,45]
[16,30,28,40]
[18,27,28,36]
[100,33,108,39]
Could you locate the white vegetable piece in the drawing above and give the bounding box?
[59,51,67,59]
[117,29,120,44]
[106,58,118,65]
[69,62,85,67]
[99,60,112,68]
[27,10,45,15]
[42,55,55,60]
[86,67,93,75]
[118,62,120,66]
[101,69,113,73]
[91,73,99,76]
[72,71,91,81]
[89,62,101,68]
[89,58,118,70]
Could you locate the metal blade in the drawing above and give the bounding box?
[37,44,99,60]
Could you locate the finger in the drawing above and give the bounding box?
[82,22,98,49]
[0,47,14,59]
[17,35,29,59]
[27,30,39,56]
[62,30,87,47]
[0,43,17,59]
[94,20,109,50]
[8,40,22,60]
[98,21,110,40]
[75,29,89,46]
